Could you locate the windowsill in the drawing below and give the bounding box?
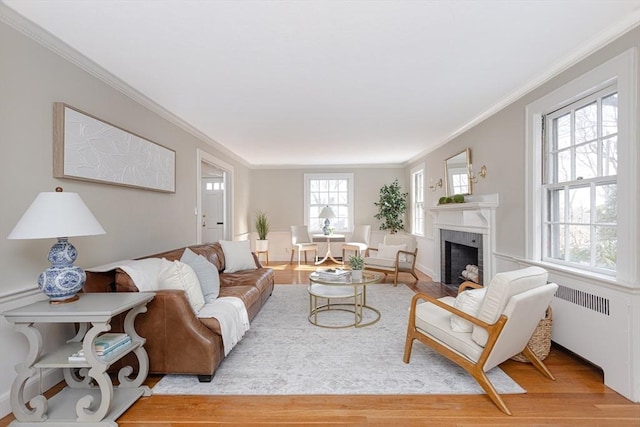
[513,257,638,291]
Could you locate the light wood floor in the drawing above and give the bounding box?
[2,261,639,426]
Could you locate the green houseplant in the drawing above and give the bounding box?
[255,210,270,252]
[348,253,364,280]
[374,179,409,234]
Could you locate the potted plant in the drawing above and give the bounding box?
[374,178,408,234]
[255,210,270,252]
[349,253,364,280]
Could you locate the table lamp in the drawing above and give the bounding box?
[319,206,336,235]
[8,187,105,304]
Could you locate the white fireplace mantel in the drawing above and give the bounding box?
[428,194,499,285]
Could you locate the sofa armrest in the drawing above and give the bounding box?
[135,289,221,375]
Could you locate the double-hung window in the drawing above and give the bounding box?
[527,49,636,283]
[543,86,618,274]
[304,173,354,233]
[411,168,424,235]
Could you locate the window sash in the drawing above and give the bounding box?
[304,173,354,233]
[542,85,617,274]
[412,169,424,235]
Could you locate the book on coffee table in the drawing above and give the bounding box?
[316,268,350,281]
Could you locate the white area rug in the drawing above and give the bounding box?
[152,284,525,395]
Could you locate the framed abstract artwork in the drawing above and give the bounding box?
[53,103,176,193]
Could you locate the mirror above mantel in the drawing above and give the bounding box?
[445,148,471,196]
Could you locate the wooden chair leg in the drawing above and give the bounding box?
[403,333,415,363]
[521,346,555,380]
[471,368,512,416]
[290,249,294,264]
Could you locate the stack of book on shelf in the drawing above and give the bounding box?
[68,333,131,362]
[316,268,351,281]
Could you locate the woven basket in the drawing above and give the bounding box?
[511,306,552,363]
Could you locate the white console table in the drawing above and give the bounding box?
[2,292,155,426]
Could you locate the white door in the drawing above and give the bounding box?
[202,177,224,243]
[197,149,233,244]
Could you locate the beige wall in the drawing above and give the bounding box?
[250,167,405,234]
[0,21,250,296]
[410,26,640,261]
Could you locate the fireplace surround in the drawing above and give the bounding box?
[428,194,498,286]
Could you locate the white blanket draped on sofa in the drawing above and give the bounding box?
[88,259,250,356]
[198,297,250,356]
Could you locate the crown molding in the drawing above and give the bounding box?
[0,3,251,169]
[408,12,640,165]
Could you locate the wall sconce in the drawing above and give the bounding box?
[469,164,487,183]
[429,178,443,191]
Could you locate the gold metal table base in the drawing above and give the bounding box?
[308,300,381,329]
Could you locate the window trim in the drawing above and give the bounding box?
[304,173,354,234]
[411,165,425,236]
[525,48,637,285]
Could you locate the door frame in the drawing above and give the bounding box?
[196,149,233,243]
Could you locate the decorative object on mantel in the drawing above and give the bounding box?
[319,206,336,235]
[8,187,105,303]
[469,164,487,183]
[374,179,408,234]
[429,178,443,191]
[53,102,176,193]
[438,194,465,205]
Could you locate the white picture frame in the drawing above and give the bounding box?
[53,103,176,193]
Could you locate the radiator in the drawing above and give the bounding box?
[549,273,638,401]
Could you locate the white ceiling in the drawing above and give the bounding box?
[2,1,639,167]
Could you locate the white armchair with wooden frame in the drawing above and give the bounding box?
[363,234,418,286]
[403,266,557,415]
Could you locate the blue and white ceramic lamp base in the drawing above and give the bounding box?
[38,237,86,303]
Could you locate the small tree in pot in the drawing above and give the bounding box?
[255,210,270,252]
[374,179,408,234]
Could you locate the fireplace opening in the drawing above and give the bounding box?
[440,229,483,287]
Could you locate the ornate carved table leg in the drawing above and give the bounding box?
[11,323,47,422]
[118,303,151,395]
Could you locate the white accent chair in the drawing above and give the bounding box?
[290,225,318,265]
[342,225,371,261]
[363,233,418,286]
[403,266,557,415]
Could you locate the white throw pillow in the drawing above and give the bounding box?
[180,248,220,302]
[220,240,257,273]
[158,259,205,312]
[378,243,407,262]
[451,287,486,332]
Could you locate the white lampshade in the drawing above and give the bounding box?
[319,206,336,219]
[8,190,105,240]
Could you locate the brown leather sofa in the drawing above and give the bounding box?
[83,242,274,382]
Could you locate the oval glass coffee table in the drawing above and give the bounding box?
[308,271,383,328]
